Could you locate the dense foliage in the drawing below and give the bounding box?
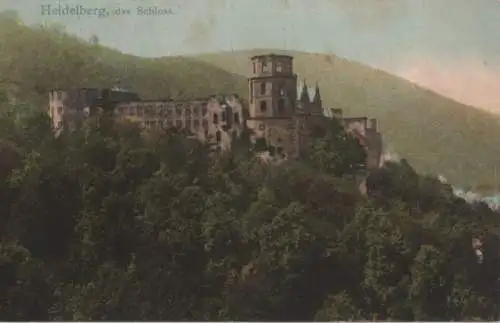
[0,101,499,321]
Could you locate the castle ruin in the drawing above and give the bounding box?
[48,53,382,169]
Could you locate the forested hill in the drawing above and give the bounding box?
[1,13,500,189]
[0,95,499,320]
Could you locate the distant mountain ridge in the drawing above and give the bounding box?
[0,16,499,189]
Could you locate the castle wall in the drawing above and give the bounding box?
[365,129,383,169]
[112,95,245,151]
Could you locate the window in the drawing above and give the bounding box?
[234,112,240,124]
[57,121,63,128]
[213,113,219,124]
[278,99,285,114]
[260,82,266,95]
[193,119,200,129]
[253,62,256,73]
[276,62,283,72]
[57,91,62,100]
[221,110,226,122]
[280,87,286,96]
[259,123,265,131]
[262,61,268,72]
[57,106,63,115]
[260,101,267,113]
[216,130,221,143]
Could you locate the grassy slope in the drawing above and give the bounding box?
[192,49,500,190]
[1,16,499,189]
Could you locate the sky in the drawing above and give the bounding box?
[2,0,500,114]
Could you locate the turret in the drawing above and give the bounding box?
[313,82,321,105]
[299,80,310,103]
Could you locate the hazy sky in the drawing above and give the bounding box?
[2,0,500,113]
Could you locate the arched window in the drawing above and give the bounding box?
[260,101,267,113]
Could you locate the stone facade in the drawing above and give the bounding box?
[48,53,383,169]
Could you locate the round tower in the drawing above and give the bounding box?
[248,54,297,120]
[247,54,298,156]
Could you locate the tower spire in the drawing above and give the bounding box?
[300,79,309,102]
[313,81,321,103]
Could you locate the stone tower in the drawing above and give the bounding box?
[247,54,298,157]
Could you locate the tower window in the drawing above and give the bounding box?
[278,99,285,114]
[213,113,218,124]
[216,130,221,143]
[234,112,240,124]
[262,61,268,72]
[260,101,267,113]
[276,62,283,72]
[260,82,266,95]
[253,62,256,74]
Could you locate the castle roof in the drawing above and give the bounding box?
[250,53,294,60]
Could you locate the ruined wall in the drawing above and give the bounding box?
[48,88,100,130]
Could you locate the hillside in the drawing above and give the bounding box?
[1,15,499,189]
[192,50,500,190]
[0,17,247,109]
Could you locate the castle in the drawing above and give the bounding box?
[48,54,382,169]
